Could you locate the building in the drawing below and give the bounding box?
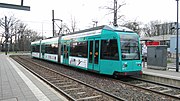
[141,22,179,47]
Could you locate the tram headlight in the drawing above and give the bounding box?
[137,64,141,66]
[123,63,127,68]
[136,62,142,67]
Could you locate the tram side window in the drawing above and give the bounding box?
[61,44,63,55]
[45,44,50,53]
[32,46,35,52]
[41,44,45,53]
[32,45,40,52]
[70,41,88,58]
[52,44,58,54]
[45,43,58,54]
[101,39,119,60]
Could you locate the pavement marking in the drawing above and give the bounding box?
[7,57,50,101]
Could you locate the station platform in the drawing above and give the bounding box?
[142,62,180,79]
[142,62,180,87]
[0,54,68,101]
[143,67,180,80]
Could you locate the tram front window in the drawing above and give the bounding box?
[120,34,140,60]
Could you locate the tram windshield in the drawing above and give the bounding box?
[120,34,140,60]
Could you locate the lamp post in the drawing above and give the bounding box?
[176,0,179,72]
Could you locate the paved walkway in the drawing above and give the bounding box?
[142,62,180,80]
[0,54,67,101]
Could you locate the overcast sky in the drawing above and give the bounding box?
[0,0,177,37]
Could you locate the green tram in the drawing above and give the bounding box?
[31,25,142,76]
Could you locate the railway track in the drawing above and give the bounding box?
[11,55,126,101]
[11,55,180,101]
[119,77,180,100]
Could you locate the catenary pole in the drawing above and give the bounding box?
[21,0,23,6]
[52,10,55,37]
[176,0,179,72]
[113,0,117,26]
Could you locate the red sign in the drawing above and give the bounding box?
[145,41,160,46]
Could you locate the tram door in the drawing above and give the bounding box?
[62,43,69,65]
[41,44,45,59]
[88,40,100,71]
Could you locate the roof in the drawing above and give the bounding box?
[41,37,59,44]
[103,25,134,32]
[31,40,41,45]
[141,35,176,41]
[66,25,134,35]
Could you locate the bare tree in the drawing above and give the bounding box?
[70,16,77,32]
[21,29,41,51]
[27,29,41,42]
[142,24,151,37]
[142,20,161,37]
[0,15,20,40]
[0,33,4,46]
[122,20,142,35]
[0,15,20,51]
[0,33,4,51]
[0,15,40,52]
[101,0,126,26]
[15,22,41,51]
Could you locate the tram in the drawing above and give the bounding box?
[31,25,142,76]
